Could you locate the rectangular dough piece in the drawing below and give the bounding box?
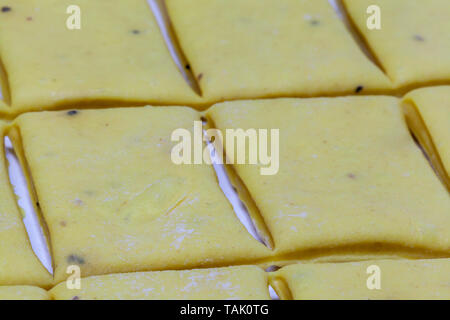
[271,259,450,300]
[0,122,52,287]
[343,0,450,90]
[166,0,391,104]
[206,97,450,262]
[403,86,450,191]
[0,0,200,115]
[50,265,269,300]
[11,106,270,283]
[0,286,50,300]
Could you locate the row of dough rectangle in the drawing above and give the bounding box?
[3,259,450,299]
[1,0,449,115]
[1,94,448,287]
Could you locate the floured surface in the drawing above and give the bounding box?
[51,265,270,300]
[166,0,391,103]
[273,259,450,300]
[12,107,270,283]
[0,0,200,114]
[207,97,450,260]
[343,0,450,89]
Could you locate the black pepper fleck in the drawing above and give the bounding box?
[1,6,11,12]
[131,29,140,34]
[413,34,425,42]
[355,85,364,93]
[84,190,95,196]
[67,254,85,265]
[347,173,356,179]
[310,19,320,26]
[197,73,203,80]
[185,64,191,70]
[67,110,78,116]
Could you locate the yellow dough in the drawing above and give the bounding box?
[0,286,50,300]
[403,86,450,191]
[343,0,450,90]
[0,0,200,115]
[50,265,269,300]
[10,106,270,283]
[166,0,391,103]
[271,259,450,300]
[0,123,51,287]
[207,97,450,262]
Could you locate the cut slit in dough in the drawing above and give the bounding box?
[0,0,201,115]
[402,86,450,192]
[50,265,270,300]
[0,122,52,288]
[271,259,450,300]
[10,106,271,283]
[0,56,10,107]
[166,0,392,104]
[206,97,450,262]
[0,286,50,300]
[343,0,450,90]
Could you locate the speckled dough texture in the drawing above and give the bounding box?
[11,106,270,283]
[272,259,450,300]
[0,122,52,287]
[403,86,450,191]
[343,0,450,89]
[0,285,50,300]
[50,265,270,300]
[207,97,450,261]
[166,0,391,103]
[0,0,200,114]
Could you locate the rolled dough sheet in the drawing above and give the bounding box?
[10,106,270,283]
[343,0,450,90]
[0,0,201,115]
[271,259,450,300]
[0,285,50,300]
[50,265,270,300]
[0,122,52,287]
[403,86,450,191]
[206,97,450,262]
[166,0,391,104]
